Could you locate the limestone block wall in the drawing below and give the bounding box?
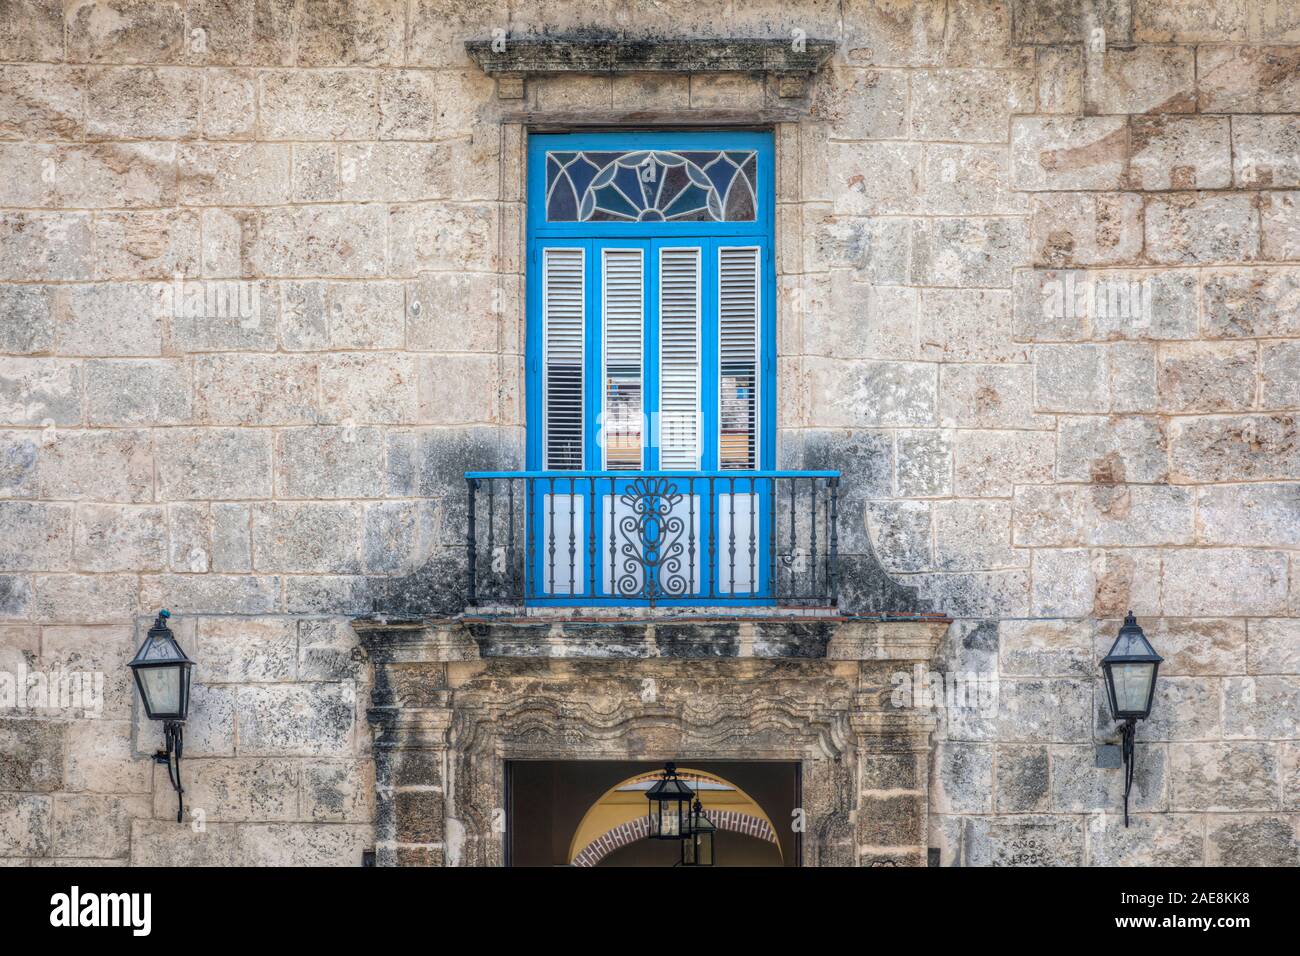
[0,0,1297,866]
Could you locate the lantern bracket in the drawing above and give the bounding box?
[153,719,185,824]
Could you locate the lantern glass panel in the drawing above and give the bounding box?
[1111,661,1154,714]
[139,666,181,716]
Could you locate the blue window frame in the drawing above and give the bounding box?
[526,130,776,473]
[522,130,781,606]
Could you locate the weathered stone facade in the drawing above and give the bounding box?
[2,0,1299,866]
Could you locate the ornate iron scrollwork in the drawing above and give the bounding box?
[615,477,689,604]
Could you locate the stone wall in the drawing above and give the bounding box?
[1,0,1298,866]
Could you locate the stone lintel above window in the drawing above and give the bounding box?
[465,37,836,100]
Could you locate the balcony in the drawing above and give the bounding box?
[465,470,841,610]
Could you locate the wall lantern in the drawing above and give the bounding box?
[127,610,194,823]
[681,799,716,867]
[645,762,695,840]
[1100,611,1162,827]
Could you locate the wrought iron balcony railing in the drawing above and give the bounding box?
[465,470,841,609]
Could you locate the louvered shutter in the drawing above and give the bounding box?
[658,247,701,470]
[542,247,585,470]
[602,249,643,470]
[718,246,760,470]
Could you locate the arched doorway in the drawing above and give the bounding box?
[568,768,783,867]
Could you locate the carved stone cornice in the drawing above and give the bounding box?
[465,37,836,100]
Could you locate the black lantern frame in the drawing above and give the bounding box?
[1100,611,1162,827]
[681,799,716,867]
[645,762,695,841]
[127,610,194,823]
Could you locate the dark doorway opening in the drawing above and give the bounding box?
[506,760,801,867]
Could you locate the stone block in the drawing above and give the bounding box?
[417,354,498,425]
[1169,415,1300,483]
[0,719,64,791]
[238,822,369,866]
[895,429,951,497]
[1156,341,1256,413]
[1134,0,1248,41]
[282,575,372,616]
[73,504,167,572]
[40,429,154,502]
[1223,676,1300,739]
[1197,45,1300,113]
[1169,742,1278,811]
[0,794,52,857]
[295,0,403,65]
[802,429,893,501]
[919,288,1024,363]
[933,499,1024,571]
[1128,618,1246,677]
[1011,116,1127,191]
[198,617,296,684]
[243,205,387,278]
[995,745,1049,812]
[32,575,137,626]
[364,501,433,575]
[0,358,81,426]
[843,0,946,66]
[910,569,1030,618]
[1034,343,1108,412]
[1030,192,1142,267]
[259,70,378,139]
[1058,414,1167,483]
[130,819,238,866]
[1261,191,1300,261]
[405,273,501,352]
[156,428,272,500]
[1030,548,1094,617]
[202,69,257,139]
[910,217,1028,287]
[139,574,278,617]
[302,759,374,822]
[827,141,920,216]
[1206,814,1300,867]
[0,577,32,619]
[939,364,1049,429]
[64,719,150,794]
[161,758,298,822]
[0,285,54,354]
[85,359,191,426]
[1084,45,1195,114]
[962,814,1084,866]
[1087,813,1204,866]
[0,502,71,572]
[1035,46,1083,113]
[612,73,690,111]
[391,200,497,274]
[1262,341,1300,409]
[52,794,150,859]
[910,69,1034,143]
[94,209,200,280]
[1162,548,1290,616]
[932,742,994,813]
[995,678,1092,743]
[810,67,907,140]
[1201,267,1300,339]
[0,430,37,499]
[804,211,910,283]
[1197,484,1300,548]
[1128,116,1232,190]
[1050,742,1165,812]
[0,213,93,282]
[251,502,363,574]
[319,352,418,425]
[804,359,935,428]
[179,144,292,205]
[275,426,385,499]
[85,67,199,139]
[1248,618,1300,676]
[1000,619,1093,678]
[51,283,161,358]
[0,0,63,61]
[236,683,355,757]
[1232,115,1300,188]
[298,618,367,682]
[1145,192,1260,265]
[1012,0,1131,44]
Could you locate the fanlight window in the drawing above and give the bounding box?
[546,149,758,222]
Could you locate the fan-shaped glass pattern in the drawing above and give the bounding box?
[546,149,758,223]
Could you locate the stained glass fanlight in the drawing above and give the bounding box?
[547,149,757,223]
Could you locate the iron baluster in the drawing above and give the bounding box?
[748,475,756,596]
[587,476,597,599]
[809,478,818,600]
[688,478,696,596]
[707,476,716,599]
[466,477,478,606]
[547,477,556,596]
[608,481,616,600]
[727,476,737,595]
[768,476,778,602]
[507,479,517,603]
[829,476,839,606]
[486,480,495,601]
[567,478,577,596]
